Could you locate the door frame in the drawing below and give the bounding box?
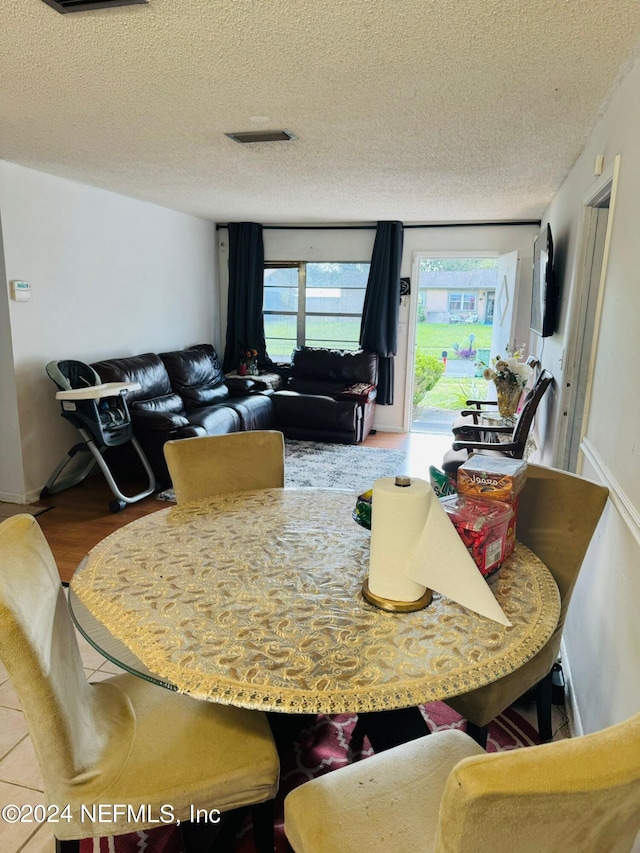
[405,250,500,432]
[554,155,621,472]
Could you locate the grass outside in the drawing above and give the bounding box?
[264,318,493,413]
[415,322,492,413]
[419,376,489,412]
[415,322,492,357]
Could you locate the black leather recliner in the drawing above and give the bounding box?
[271,347,378,444]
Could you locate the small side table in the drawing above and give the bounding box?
[480,412,516,444]
[225,371,283,392]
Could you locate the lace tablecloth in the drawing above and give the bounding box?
[72,488,560,714]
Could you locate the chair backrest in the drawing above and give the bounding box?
[435,712,640,853]
[508,368,553,456]
[46,359,101,391]
[164,430,285,503]
[0,515,135,803]
[516,464,608,656]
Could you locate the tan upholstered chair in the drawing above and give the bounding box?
[0,515,280,853]
[284,715,640,853]
[164,430,285,503]
[447,464,609,745]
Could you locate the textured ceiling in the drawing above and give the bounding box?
[1,0,640,224]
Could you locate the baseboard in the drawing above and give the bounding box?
[0,487,42,505]
[559,639,583,738]
[0,491,28,505]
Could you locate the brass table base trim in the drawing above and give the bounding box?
[362,579,433,613]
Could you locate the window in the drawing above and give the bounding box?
[448,292,476,312]
[263,262,370,362]
[449,292,463,311]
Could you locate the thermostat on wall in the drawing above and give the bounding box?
[10,280,32,301]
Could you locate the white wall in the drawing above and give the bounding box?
[218,223,538,432]
[0,161,219,502]
[0,211,23,500]
[537,58,640,735]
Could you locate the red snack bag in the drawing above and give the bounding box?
[440,494,513,578]
[457,455,527,559]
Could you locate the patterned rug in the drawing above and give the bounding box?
[79,700,543,853]
[157,439,408,501]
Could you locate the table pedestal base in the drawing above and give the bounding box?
[353,708,430,752]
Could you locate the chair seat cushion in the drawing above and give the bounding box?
[284,730,483,853]
[443,447,508,475]
[452,413,479,432]
[55,674,279,840]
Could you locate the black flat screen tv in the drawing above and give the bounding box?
[530,224,556,337]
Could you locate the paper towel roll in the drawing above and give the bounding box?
[368,476,429,602]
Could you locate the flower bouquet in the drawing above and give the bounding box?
[238,348,259,376]
[480,346,532,418]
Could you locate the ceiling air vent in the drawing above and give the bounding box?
[225,130,297,144]
[41,0,147,13]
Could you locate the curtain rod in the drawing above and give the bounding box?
[216,220,541,231]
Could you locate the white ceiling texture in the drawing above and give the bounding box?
[1,0,640,224]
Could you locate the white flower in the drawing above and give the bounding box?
[485,351,532,389]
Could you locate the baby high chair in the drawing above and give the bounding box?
[41,359,156,512]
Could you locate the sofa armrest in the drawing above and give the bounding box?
[335,383,377,404]
[226,377,258,395]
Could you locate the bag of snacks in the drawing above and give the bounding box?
[457,455,527,558]
[440,494,513,578]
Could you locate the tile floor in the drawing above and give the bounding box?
[0,628,126,852]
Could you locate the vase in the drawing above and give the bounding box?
[495,382,522,418]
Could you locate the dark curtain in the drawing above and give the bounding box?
[222,222,272,373]
[359,221,404,405]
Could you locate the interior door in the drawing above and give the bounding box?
[490,250,520,363]
[565,205,609,471]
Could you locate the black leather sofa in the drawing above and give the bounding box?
[92,344,275,486]
[271,347,378,444]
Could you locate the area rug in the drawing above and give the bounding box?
[156,439,408,501]
[79,700,544,853]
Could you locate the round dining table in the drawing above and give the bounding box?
[70,487,560,733]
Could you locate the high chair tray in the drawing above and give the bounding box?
[55,381,140,401]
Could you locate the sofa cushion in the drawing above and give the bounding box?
[290,347,378,386]
[129,410,191,432]
[185,405,241,435]
[91,353,174,404]
[131,393,185,415]
[160,344,229,408]
[225,395,276,431]
[287,378,347,397]
[272,391,360,433]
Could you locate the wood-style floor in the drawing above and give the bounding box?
[5,431,453,584]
